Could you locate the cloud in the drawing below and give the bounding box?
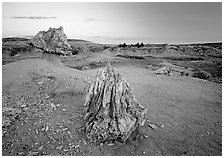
[10,16,57,19]
[85,18,95,22]
[88,36,143,41]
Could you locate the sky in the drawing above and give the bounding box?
[2,2,222,44]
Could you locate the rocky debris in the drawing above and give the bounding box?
[2,107,21,135]
[154,67,171,76]
[2,107,21,127]
[84,63,147,143]
[30,26,71,55]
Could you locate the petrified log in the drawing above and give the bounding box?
[84,64,147,143]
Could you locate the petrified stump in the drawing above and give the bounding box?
[84,64,147,143]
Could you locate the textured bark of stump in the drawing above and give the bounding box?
[84,64,147,143]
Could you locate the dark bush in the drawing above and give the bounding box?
[118,43,127,48]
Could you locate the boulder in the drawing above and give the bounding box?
[154,67,171,75]
[30,26,71,55]
[84,64,147,143]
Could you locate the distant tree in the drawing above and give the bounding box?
[140,43,144,47]
[118,43,127,48]
[135,43,140,47]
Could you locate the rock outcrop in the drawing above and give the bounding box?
[84,64,147,143]
[30,26,71,55]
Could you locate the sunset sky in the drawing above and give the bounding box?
[2,2,222,44]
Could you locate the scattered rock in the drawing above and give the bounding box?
[27,151,39,156]
[154,67,171,76]
[56,145,63,150]
[82,66,90,70]
[100,143,104,148]
[20,104,26,108]
[143,134,149,138]
[38,146,44,151]
[45,125,49,131]
[148,123,157,129]
[107,143,114,146]
[62,128,68,131]
[17,152,25,156]
[74,144,80,149]
[63,148,69,152]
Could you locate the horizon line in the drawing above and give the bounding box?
[2,35,222,45]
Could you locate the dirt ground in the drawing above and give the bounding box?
[2,55,222,156]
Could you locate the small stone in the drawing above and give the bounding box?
[148,123,157,129]
[107,143,114,146]
[38,146,44,150]
[100,143,103,147]
[143,151,146,154]
[143,134,148,138]
[41,126,45,131]
[62,128,68,131]
[62,109,66,112]
[172,98,175,100]
[38,82,43,85]
[20,104,26,108]
[63,148,69,152]
[74,144,80,149]
[28,151,39,156]
[160,125,164,128]
[45,125,49,131]
[17,152,24,155]
[56,145,63,150]
[67,131,71,134]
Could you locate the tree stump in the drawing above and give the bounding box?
[84,64,147,143]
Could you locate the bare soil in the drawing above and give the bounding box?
[2,58,222,156]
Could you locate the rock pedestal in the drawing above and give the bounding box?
[30,26,71,55]
[84,64,147,143]
[30,26,71,66]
